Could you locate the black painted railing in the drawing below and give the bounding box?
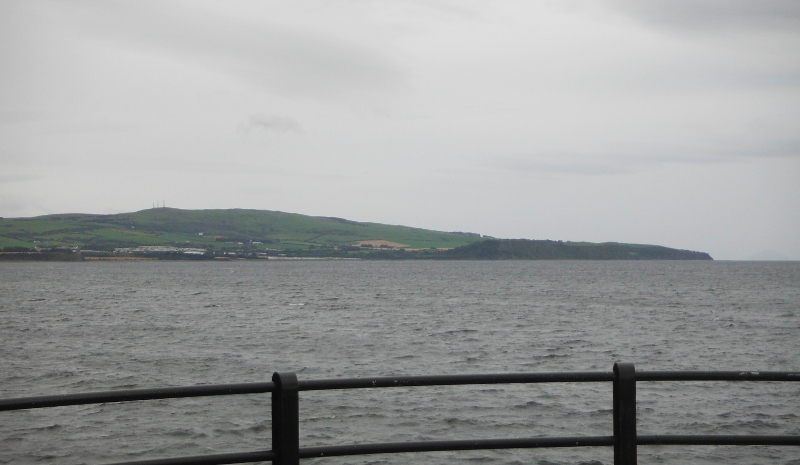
[1,363,798,465]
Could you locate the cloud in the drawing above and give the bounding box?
[240,115,303,135]
[0,174,43,184]
[0,110,49,126]
[494,155,628,176]
[604,0,800,33]
[494,139,800,177]
[62,1,401,99]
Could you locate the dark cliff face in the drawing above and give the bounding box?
[442,239,713,260]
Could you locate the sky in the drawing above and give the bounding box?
[1,1,799,260]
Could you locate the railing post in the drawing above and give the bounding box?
[613,362,637,465]
[272,372,299,465]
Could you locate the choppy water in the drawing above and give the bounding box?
[1,260,799,464]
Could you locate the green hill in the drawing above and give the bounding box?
[0,208,712,260]
[0,208,483,252]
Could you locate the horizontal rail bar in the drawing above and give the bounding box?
[0,382,275,411]
[638,435,800,446]
[298,436,616,458]
[4,370,798,411]
[106,450,275,465]
[636,371,800,382]
[298,372,615,391]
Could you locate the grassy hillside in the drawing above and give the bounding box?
[0,208,713,260]
[0,208,484,252]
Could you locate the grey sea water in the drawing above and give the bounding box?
[1,260,799,464]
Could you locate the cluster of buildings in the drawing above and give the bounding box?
[113,246,207,255]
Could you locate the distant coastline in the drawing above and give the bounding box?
[0,208,712,261]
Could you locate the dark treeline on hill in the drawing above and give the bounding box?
[438,239,712,260]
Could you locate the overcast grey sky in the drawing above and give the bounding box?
[2,0,799,259]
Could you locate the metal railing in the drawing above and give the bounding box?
[1,362,798,465]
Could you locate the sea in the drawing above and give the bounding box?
[1,260,798,465]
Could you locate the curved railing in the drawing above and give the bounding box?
[1,363,798,465]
